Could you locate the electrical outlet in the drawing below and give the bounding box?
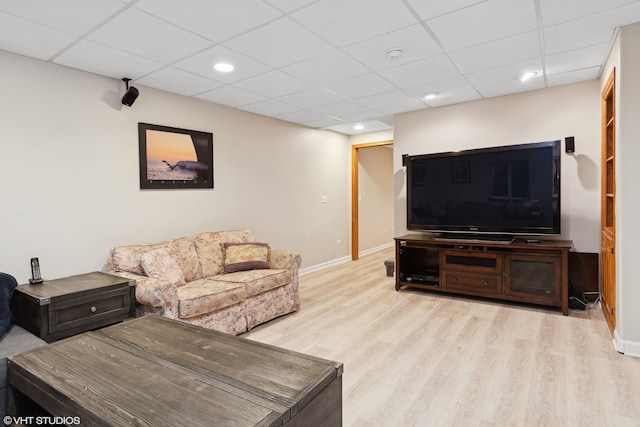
[336,240,341,245]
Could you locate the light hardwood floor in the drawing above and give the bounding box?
[245,247,640,427]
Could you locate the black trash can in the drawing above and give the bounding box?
[384,260,394,277]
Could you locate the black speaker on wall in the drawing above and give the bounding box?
[121,78,139,107]
[565,136,575,154]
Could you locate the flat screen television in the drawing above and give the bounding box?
[406,140,561,238]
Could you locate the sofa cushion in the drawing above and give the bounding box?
[157,237,202,282]
[138,248,186,286]
[210,269,291,298]
[193,230,254,277]
[1,325,47,388]
[176,279,246,319]
[110,238,201,282]
[223,242,270,273]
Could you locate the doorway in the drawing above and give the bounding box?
[351,140,393,260]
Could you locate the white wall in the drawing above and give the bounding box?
[0,51,352,282]
[393,81,601,253]
[612,23,640,353]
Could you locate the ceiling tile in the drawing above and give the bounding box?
[0,0,125,35]
[450,31,540,74]
[373,99,428,116]
[544,3,640,54]
[175,45,273,83]
[278,88,346,109]
[324,120,392,136]
[311,101,368,118]
[326,73,397,100]
[335,109,384,123]
[225,17,334,68]
[546,66,601,87]
[134,0,282,42]
[303,117,346,128]
[405,0,486,21]
[135,67,222,96]
[263,0,317,13]
[53,40,163,79]
[0,11,77,60]
[545,43,610,75]
[466,58,543,90]
[538,0,639,26]
[354,90,421,110]
[233,70,311,98]
[378,55,461,88]
[426,0,537,51]
[275,110,328,124]
[343,24,442,71]
[282,50,369,86]
[544,20,610,56]
[291,0,418,47]
[88,8,212,64]
[196,85,266,107]
[404,76,482,106]
[239,99,298,117]
[476,78,545,98]
[2,0,635,134]
[423,89,482,108]
[404,76,472,96]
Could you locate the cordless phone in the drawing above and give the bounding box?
[29,257,44,284]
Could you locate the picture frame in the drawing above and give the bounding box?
[138,123,213,189]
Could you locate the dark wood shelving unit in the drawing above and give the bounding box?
[394,234,573,315]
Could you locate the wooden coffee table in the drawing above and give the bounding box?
[8,316,343,426]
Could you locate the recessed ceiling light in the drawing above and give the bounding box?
[354,124,365,130]
[424,92,439,100]
[519,71,537,82]
[214,62,234,73]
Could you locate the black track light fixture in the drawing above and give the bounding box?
[121,78,139,107]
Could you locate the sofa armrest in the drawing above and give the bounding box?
[109,271,179,318]
[269,249,302,271]
[135,277,178,314]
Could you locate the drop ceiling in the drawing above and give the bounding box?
[1,0,639,135]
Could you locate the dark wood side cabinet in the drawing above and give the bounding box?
[395,234,573,315]
[10,271,135,342]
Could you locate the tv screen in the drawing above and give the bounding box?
[407,140,561,236]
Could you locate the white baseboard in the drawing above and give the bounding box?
[299,243,394,276]
[613,329,640,358]
[299,256,351,276]
[358,241,394,258]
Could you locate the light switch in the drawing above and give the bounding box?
[321,195,328,203]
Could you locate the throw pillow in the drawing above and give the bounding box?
[223,242,270,273]
[0,272,19,337]
[137,248,186,286]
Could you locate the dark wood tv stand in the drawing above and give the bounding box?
[394,234,573,315]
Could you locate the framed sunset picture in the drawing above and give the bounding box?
[138,123,213,189]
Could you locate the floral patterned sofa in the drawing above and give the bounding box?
[106,230,301,335]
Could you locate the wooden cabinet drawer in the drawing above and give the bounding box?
[441,271,501,294]
[49,285,131,336]
[441,250,502,274]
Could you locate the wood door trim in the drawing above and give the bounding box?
[351,140,393,260]
[601,67,616,334]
